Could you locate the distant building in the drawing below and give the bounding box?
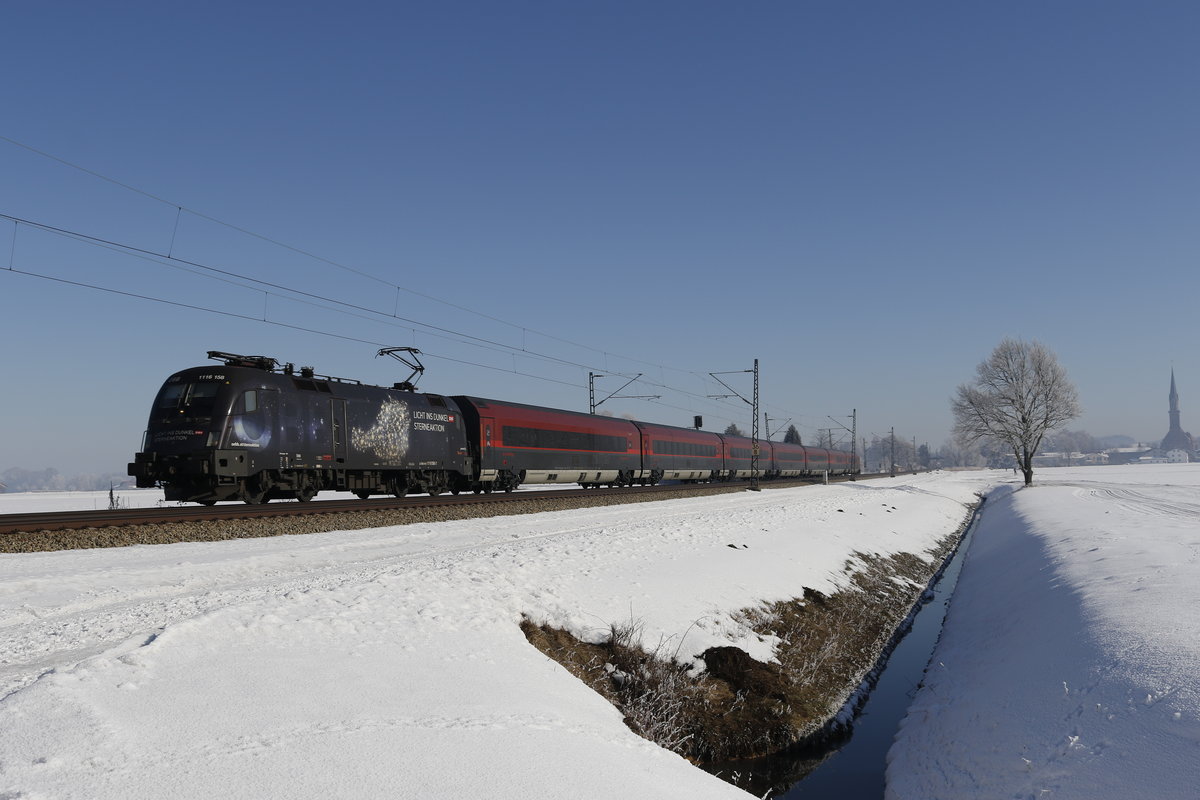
[1033,451,1109,468]
[1106,447,1153,465]
[1160,369,1195,454]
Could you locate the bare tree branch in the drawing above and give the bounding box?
[951,338,1081,485]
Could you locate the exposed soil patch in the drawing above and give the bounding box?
[521,511,972,764]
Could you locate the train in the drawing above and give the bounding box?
[128,351,858,505]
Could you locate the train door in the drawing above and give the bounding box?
[480,415,495,466]
[330,398,348,464]
[471,415,501,486]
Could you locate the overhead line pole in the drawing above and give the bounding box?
[708,360,761,491]
[752,359,760,491]
[826,409,858,480]
[589,372,660,414]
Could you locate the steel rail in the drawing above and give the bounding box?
[0,483,718,535]
[0,474,883,536]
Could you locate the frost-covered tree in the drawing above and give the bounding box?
[937,438,981,468]
[1045,429,1101,455]
[952,338,1080,486]
[723,423,745,436]
[783,424,802,445]
[917,443,931,468]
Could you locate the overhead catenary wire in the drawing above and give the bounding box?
[0,210,770,422]
[3,251,828,433]
[0,136,852,432]
[3,251,758,424]
[0,211,606,372]
[2,264,590,390]
[3,233,831,434]
[2,134,666,370]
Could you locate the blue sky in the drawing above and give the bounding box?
[2,1,1197,475]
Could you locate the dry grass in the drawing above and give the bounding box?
[521,514,971,765]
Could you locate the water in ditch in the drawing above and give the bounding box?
[707,518,978,798]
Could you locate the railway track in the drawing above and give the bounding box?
[0,482,740,535]
[0,473,887,542]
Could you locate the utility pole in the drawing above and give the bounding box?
[890,427,896,477]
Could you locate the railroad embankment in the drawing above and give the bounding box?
[0,484,751,553]
[522,504,977,765]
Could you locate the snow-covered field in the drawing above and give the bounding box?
[2,466,1196,798]
[888,465,1200,799]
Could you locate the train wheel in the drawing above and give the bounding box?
[355,491,371,500]
[242,476,270,505]
[296,480,317,502]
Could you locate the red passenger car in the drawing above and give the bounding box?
[453,397,640,490]
[770,441,808,478]
[828,448,853,475]
[632,422,724,483]
[721,433,766,479]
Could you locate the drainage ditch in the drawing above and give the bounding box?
[705,505,982,798]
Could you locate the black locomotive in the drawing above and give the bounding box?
[129,351,857,504]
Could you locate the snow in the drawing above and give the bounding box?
[1,475,981,799]
[887,465,1200,799]
[3,466,1195,798]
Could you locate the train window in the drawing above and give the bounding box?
[651,440,717,458]
[427,395,447,407]
[155,381,220,418]
[502,426,629,452]
[293,378,317,392]
[241,390,258,413]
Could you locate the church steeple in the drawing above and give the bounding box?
[1161,369,1194,453]
[1169,369,1180,426]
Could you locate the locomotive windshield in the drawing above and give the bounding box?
[153,380,222,421]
